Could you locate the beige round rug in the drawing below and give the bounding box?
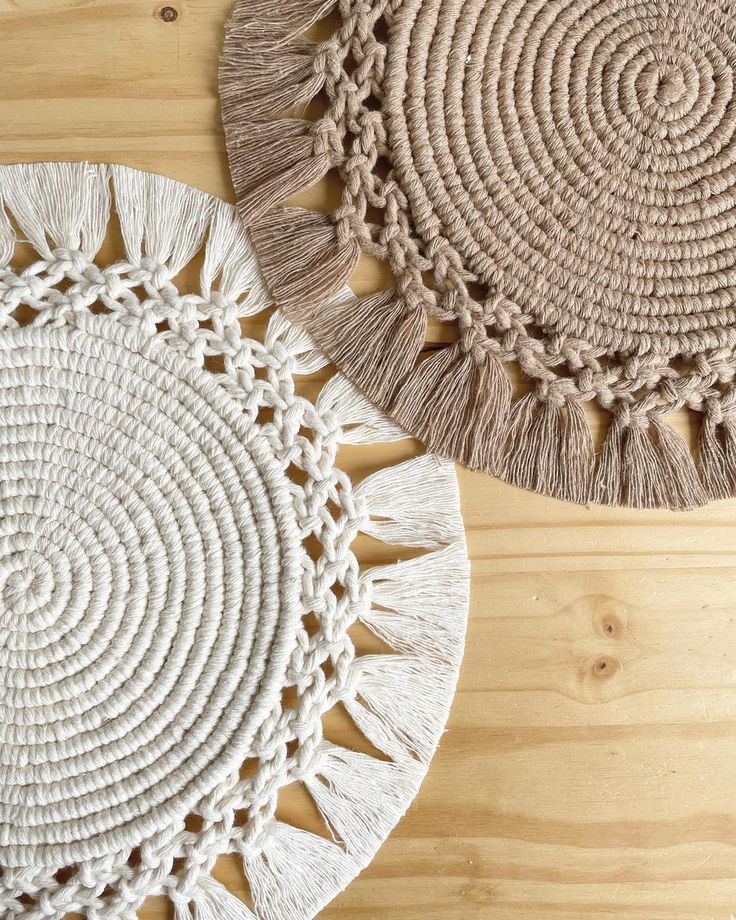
[221,0,736,510]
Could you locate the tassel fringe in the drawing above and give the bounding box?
[595,408,705,510]
[307,289,427,405]
[111,165,213,279]
[219,0,367,349]
[369,368,731,511]
[698,403,736,502]
[221,37,326,125]
[355,453,464,548]
[501,393,595,504]
[344,655,458,764]
[316,372,409,444]
[229,454,467,919]
[0,162,110,260]
[360,541,469,666]
[560,398,596,504]
[698,413,731,500]
[201,200,271,312]
[187,878,256,920]
[219,0,340,247]
[226,119,334,226]
[392,342,511,471]
[652,416,707,509]
[304,743,424,856]
[249,207,360,323]
[224,0,337,36]
[243,821,350,920]
[0,189,16,266]
[266,308,331,376]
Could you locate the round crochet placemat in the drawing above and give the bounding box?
[221,0,736,510]
[0,162,469,920]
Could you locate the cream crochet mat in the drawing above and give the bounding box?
[221,0,736,510]
[0,163,469,919]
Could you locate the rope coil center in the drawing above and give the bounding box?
[0,314,302,866]
[385,0,736,352]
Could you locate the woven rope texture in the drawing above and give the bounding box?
[221,0,736,509]
[0,162,469,920]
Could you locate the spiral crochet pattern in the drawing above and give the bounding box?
[221,0,736,509]
[1,318,300,865]
[0,163,469,920]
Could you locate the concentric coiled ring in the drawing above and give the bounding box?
[0,315,302,866]
[386,0,736,353]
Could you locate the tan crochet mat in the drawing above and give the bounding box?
[221,0,736,510]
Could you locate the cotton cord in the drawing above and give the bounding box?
[0,163,469,920]
[0,317,301,866]
[220,0,736,510]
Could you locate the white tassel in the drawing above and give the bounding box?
[360,541,469,666]
[0,162,110,259]
[111,165,213,278]
[354,454,463,548]
[0,195,15,266]
[344,655,458,764]
[243,821,351,920]
[201,200,271,314]
[304,743,423,858]
[317,373,409,445]
[266,286,353,377]
[188,877,256,920]
[266,309,329,375]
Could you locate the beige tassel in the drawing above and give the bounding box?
[392,342,511,472]
[651,417,706,509]
[594,409,626,506]
[310,289,426,404]
[500,393,595,504]
[517,398,560,494]
[624,419,667,508]
[698,411,731,500]
[220,0,338,126]
[220,35,326,124]
[219,0,338,222]
[250,208,360,322]
[560,399,595,504]
[226,119,335,225]
[596,408,705,509]
[720,412,736,491]
[225,0,336,31]
[502,394,558,498]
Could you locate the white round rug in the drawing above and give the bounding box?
[0,163,469,920]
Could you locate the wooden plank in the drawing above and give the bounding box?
[3,3,736,919]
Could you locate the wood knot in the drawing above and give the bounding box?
[591,657,619,680]
[596,609,627,639]
[160,6,178,22]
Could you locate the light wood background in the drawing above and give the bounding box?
[4,2,736,918]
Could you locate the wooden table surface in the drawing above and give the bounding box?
[4,3,736,918]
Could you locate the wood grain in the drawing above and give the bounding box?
[3,3,736,918]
